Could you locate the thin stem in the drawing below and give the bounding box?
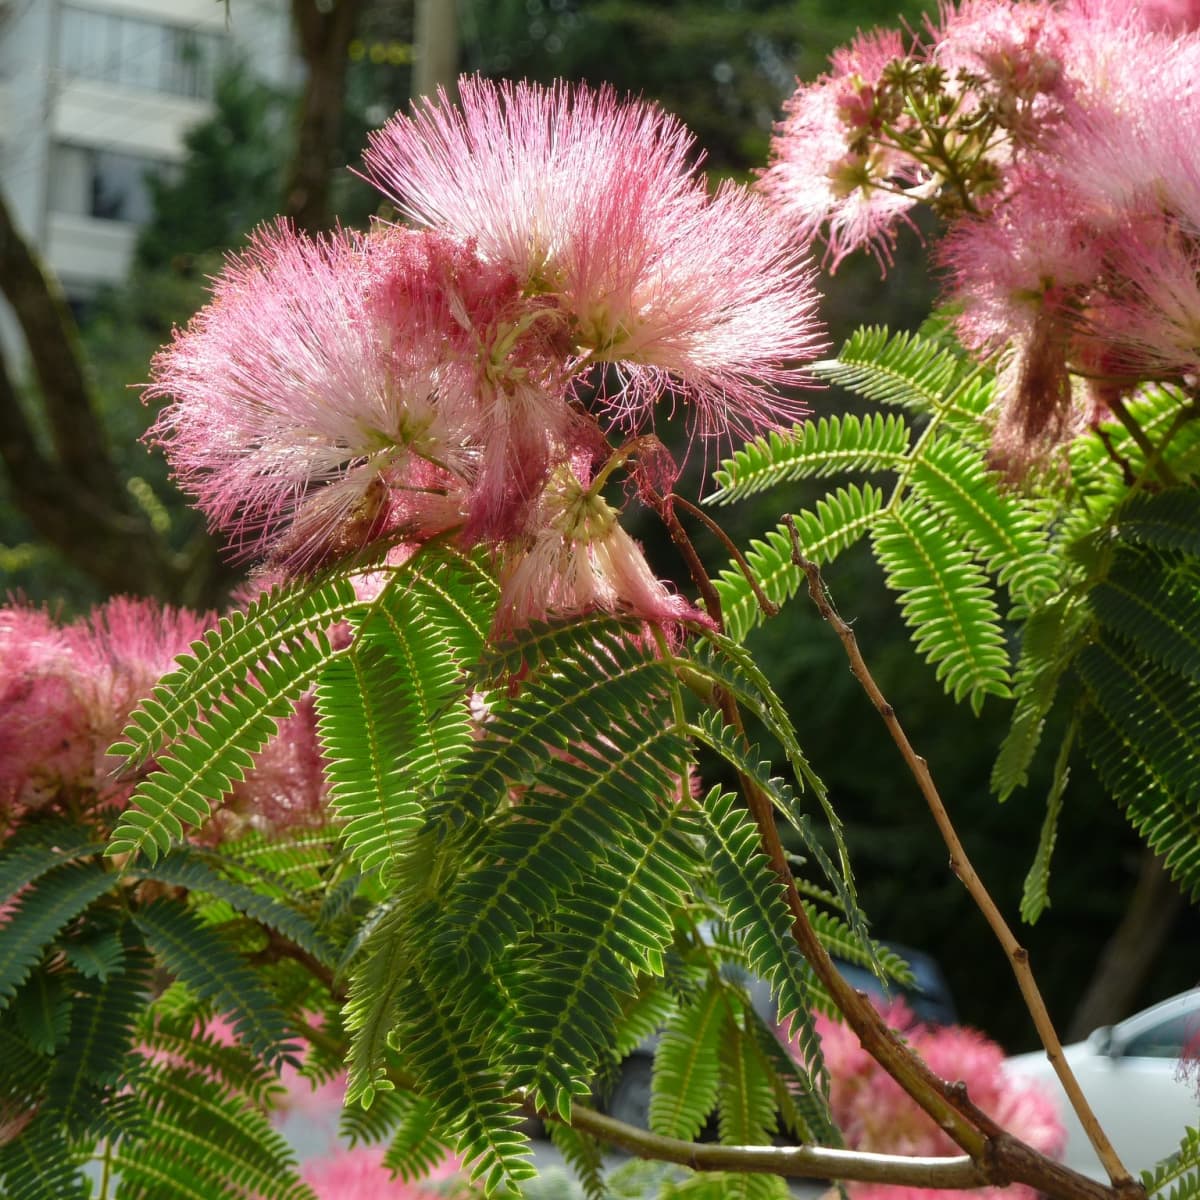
[670,494,778,619]
[1107,394,1179,487]
[647,490,725,630]
[563,1106,986,1187]
[787,525,1141,1196]
[99,1138,114,1200]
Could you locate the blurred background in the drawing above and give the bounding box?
[0,0,1193,1055]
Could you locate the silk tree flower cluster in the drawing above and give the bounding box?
[0,598,328,837]
[810,1002,1064,1200]
[147,77,825,630]
[763,0,1200,472]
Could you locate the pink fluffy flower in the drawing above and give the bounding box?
[761,30,924,268]
[494,465,700,635]
[0,597,331,838]
[811,1001,1064,1200]
[147,223,480,573]
[365,76,824,444]
[0,607,91,815]
[0,599,216,819]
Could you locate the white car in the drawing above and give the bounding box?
[1005,989,1200,1178]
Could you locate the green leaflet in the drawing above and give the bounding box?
[1109,487,1200,557]
[0,1116,90,1200]
[132,847,336,966]
[0,861,112,1007]
[811,325,972,414]
[650,978,727,1140]
[991,597,1086,802]
[47,941,152,1132]
[715,483,884,642]
[315,553,491,878]
[390,972,535,1194]
[111,578,360,769]
[708,412,911,503]
[1088,547,1200,685]
[1142,1124,1200,1200]
[696,788,837,1146]
[508,806,697,1119]
[131,899,295,1068]
[1076,638,1200,801]
[109,624,341,863]
[1019,716,1076,925]
[0,824,105,906]
[380,1091,455,1180]
[547,1122,607,1200]
[873,501,1012,713]
[908,433,1058,605]
[12,970,72,1056]
[119,1062,316,1200]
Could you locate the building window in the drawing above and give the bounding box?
[49,143,176,225]
[60,6,227,100]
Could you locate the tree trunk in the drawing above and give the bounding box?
[412,0,459,102]
[0,189,202,600]
[285,0,366,235]
[1067,848,1184,1041]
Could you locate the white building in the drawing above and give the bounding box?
[0,0,294,312]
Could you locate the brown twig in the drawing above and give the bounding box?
[669,494,779,619]
[647,490,726,629]
[785,516,1140,1196]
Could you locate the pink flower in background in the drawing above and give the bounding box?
[761,31,923,268]
[303,1146,461,1199]
[0,597,330,836]
[0,607,91,815]
[810,1001,1064,1200]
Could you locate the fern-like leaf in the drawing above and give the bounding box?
[1076,638,1200,800]
[378,1091,455,1177]
[1088,548,1200,685]
[109,625,343,864]
[811,326,971,414]
[48,941,152,1131]
[131,899,295,1067]
[715,484,884,642]
[111,579,359,768]
[1019,717,1076,925]
[133,848,336,966]
[119,1062,316,1200]
[1109,488,1200,557]
[316,563,480,876]
[1143,1124,1200,1200]
[649,978,728,1139]
[992,598,1086,801]
[0,1117,89,1200]
[0,824,104,904]
[548,1122,608,1200]
[0,862,111,1006]
[509,806,697,1119]
[709,413,910,503]
[434,629,689,963]
[392,973,536,1194]
[1079,702,1200,897]
[873,501,1012,712]
[697,788,837,1145]
[908,433,1059,604]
